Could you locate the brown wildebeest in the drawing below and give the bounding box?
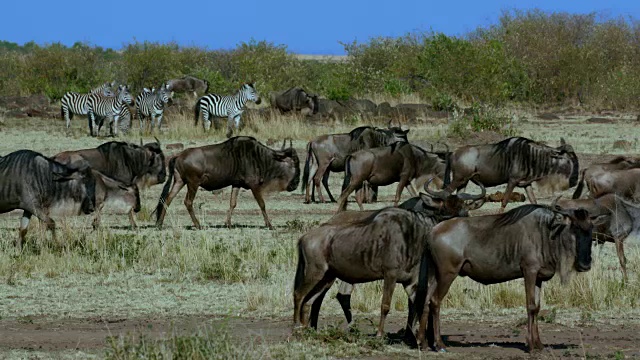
[416,204,593,353]
[155,136,300,230]
[579,168,640,201]
[336,143,447,212]
[166,75,209,97]
[302,124,410,204]
[292,180,486,338]
[443,137,579,212]
[572,156,640,199]
[270,87,319,115]
[556,194,640,280]
[89,170,141,230]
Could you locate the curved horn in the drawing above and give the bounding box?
[154,136,160,147]
[437,141,450,153]
[140,138,143,146]
[457,182,486,201]
[289,138,293,149]
[281,139,287,150]
[423,178,451,199]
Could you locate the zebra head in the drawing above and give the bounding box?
[242,82,261,105]
[157,83,172,104]
[117,85,135,106]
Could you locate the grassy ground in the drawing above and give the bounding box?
[0,109,639,359]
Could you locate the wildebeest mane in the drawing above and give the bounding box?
[491,137,575,181]
[95,141,152,182]
[493,204,552,227]
[349,126,374,141]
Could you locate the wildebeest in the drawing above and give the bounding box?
[270,87,318,115]
[0,150,97,249]
[52,140,166,190]
[166,75,209,97]
[416,204,593,353]
[574,168,640,201]
[443,137,579,212]
[572,156,640,199]
[90,170,141,230]
[302,124,410,204]
[556,194,640,280]
[292,181,486,337]
[336,143,447,211]
[155,136,300,230]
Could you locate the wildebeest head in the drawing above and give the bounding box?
[418,178,486,218]
[142,138,167,185]
[380,121,410,144]
[274,138,300,192]
[243,82,261,105]
[53,165,97,215]
[309,93,319,114]
[550,196,593,273]
[553,137,580,188]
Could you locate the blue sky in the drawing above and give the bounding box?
[3,0,639,54]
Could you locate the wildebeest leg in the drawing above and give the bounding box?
[128,209,138,230]
[18,211,33,251]
[500,180,518,213]
[91,205,103,230]
[355,186,365,211]
[614,237,628,281]
[524,185,537,204]
[293,271,334,328]
[337,182,361,212]
[309,286,331,329]
[250,187,274,230]
[322,171,336,202]
[524,272,544,352]
[225,187,240,228]
[377,275,397,337]
[403,281,419,345]
[313,161,332,204]
[429,271,457,351]
[394,178,410,207]
[156,176,185,228]
[184,182,202,229]
[407,182,418,197]
[336,282,354,326]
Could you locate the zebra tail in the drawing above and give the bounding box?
[342,155,353,192]
[301,142,312,193]
[571,168,587,199]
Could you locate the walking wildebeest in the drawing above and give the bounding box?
[336,143,447,212]
[166,75,209,97]
[155,136,300,230]
[90,170,141,230]
[443,137,579,212]
[0,150,97,249]
[52,140,167,190]
[576,168,640,201]
[556,194,640,280]
[415,204,593,353]
[292,181,486,337]
[302,124,410,203]
[270,87,319,115]
[572,156,640,199]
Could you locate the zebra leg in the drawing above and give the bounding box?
[226,114,235,138]
[87,111,96,137]
[112,115,120,137]
[156,113,163,131]
[203,110,212,131]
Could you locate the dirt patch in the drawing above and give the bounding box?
[586,117,617,124]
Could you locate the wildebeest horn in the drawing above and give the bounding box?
[281,139,287,150]
[457,182,486,201]
[551,195,562,209]
[289,138,293,149]
[387,119,393,128]
[423,178,451,199]
[437,141,449,153]
[140,138,143,146]
[154,136,160,147]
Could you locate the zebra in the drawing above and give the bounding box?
[194,82,261,138]
[86,85,134,137]
[60,81,116,129]
[97,104,132,135]
[136,83,172,132]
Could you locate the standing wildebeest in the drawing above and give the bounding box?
[166,75,209,97]
[0,150,97,249]
[443,137,579,212]
[575,168,640,201]
[90,170,141,230]
[415,204,593,353]
[336,142,447,211]
[572,156,640,199]
[302,124,410,203]
[270,87,319,115]
[155,136,300,230]
[292,181,486,337]
[557,194,640,280]
[51,140,167,190]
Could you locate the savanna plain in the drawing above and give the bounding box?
[1,109,640,360]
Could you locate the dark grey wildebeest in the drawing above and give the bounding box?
[572,156,640,199]
[292,182,486,338]
[90,170,141,230]
[0,150,97,249]
[337,142,447,211]
[443,137,579,212]
[302,124,409,204]
[155,136,300,230]
[52,140,166,190]
[557,194,640,280]
[416,204,593,353]
[166,75,209,97]
[270,87,319,115]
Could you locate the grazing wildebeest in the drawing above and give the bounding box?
[572,156,640,199]
[166,75,209,97]
[576,168,640,201]
[415,204,593,353]
[51,140,167,190]
[302,124,410,203]
[155,136,300,230]
[90,170,141,230]
[443,137,579,212]
[556,194,640,280]
[0,150,97,249]
[336,143,447,211]
[270,87,319,115]
[292,181,486,337]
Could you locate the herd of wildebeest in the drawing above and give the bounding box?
[2,77,640,354]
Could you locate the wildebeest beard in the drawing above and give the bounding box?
[284,148,301,191]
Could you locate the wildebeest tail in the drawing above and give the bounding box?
[301,142,312,193]
[443,153,452,189]
[193,100,201,126]
[294,241,306,291]
[571,168,587,199]
[342,155,353,192]
[415,247,431,318]
[155,156,176,223]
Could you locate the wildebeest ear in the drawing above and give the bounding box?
[560,137,566,146]
[403,129,410,134]
[466,198,486,211]
[552,212,570,227]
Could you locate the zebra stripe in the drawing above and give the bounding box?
[60,81,116,128]
[136,84,172,132]
[194,82,261,138]
[87,85,133,137]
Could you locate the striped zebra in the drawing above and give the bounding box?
[87,85,134,137]
[60,81,116,128]
[97,104,132,135]
[194,82,261,138]
[136,83,172,132]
